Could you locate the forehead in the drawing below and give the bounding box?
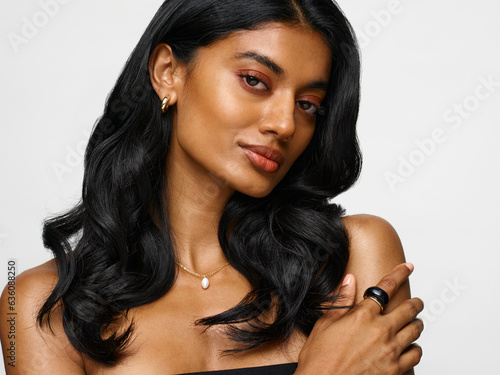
[197,23,332,82]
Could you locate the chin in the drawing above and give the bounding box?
[236,183,276,199]
[226,168,284,199]
[246,190,272,199]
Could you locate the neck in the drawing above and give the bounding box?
[164,141,235,273]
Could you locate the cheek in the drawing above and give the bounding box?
[275,127,315,183]
[176,72,253,141]
[291,126,316,161]
[172,74,259,181]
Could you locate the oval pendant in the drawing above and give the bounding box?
[201,277,209,289]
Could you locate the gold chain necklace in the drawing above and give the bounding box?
[175,261,230,289]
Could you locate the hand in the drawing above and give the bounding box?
[295,263,423,375]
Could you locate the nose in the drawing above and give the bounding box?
[258,95,296,141]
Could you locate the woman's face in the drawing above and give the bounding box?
[170,23,332,198]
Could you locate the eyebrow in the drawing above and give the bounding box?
[234,51,284,75]
[234,51,329,91]
[307,81,329,91]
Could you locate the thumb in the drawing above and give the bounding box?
[323,273,357,320]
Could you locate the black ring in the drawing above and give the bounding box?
[363,286,389,312]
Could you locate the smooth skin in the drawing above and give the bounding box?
[295,262,423,375]
[0,23,423,374]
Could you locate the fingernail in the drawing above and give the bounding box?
[342,274,352,286]
[404,263,414,272]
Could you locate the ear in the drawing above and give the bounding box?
[148,43,185,107]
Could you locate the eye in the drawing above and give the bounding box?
[296,100,322,117]
[239,74,270,92]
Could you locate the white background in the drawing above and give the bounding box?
[1,0,499,373]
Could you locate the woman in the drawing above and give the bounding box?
[0,0,423,374]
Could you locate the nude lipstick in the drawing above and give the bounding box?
[239,144,284,173]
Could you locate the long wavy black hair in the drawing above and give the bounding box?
[38,0,362,366]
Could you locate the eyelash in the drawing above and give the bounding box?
[238,74,270,92]
[296,100,324,118]
[238,74,324,117]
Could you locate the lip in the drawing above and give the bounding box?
[239,143,285,173]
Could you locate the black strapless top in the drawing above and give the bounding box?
[177,362,298,375]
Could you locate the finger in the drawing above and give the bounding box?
[387,297,424,331]
[395,318,424,351]
[398,343,423,373]
[361,263,414,314]
[323,274,357,319]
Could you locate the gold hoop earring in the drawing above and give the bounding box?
[161,96,170,113]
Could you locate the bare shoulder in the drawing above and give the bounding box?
[0,259,59,316]
[341,214,410,310]
[341,214,404,261]
[7,259,59,293]
[0,259,59,323]
[0,259,85,374]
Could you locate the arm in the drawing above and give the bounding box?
[342,214,415,374]
[0,260,86,374]
[295,215,423,375]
